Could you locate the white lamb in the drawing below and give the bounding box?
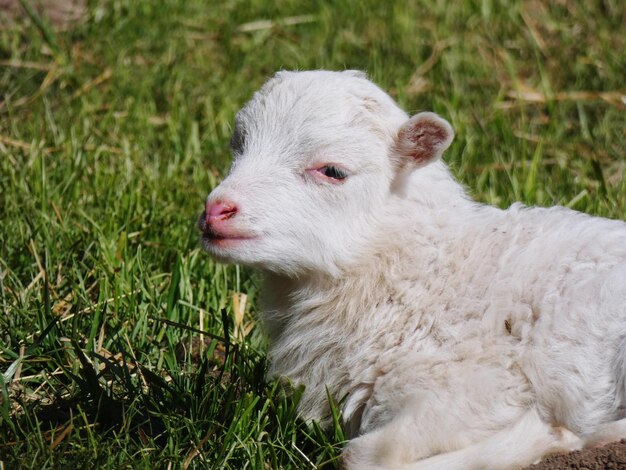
[198,70,626,469]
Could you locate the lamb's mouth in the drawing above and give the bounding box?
[198,212,256,246]
[201,230,257,247]
[205,234,255,242]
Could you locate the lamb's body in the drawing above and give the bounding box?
[267,193,626,432]
[200,70,626,469]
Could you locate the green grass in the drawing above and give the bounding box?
[0,0,624,468]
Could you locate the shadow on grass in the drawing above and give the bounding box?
[1,312,344,468]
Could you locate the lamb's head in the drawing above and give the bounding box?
[199,70,454,276]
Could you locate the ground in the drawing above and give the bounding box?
[0,1,624,468]
[529,441,626,470]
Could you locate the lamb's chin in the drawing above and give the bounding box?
[201,235,259,263]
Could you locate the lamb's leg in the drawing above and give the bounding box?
[584,418,626,447]
[343,408,582,470]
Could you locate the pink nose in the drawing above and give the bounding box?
[205,201,238,225]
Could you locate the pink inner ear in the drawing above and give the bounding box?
[399,120,448,162]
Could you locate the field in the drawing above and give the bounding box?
[1,0,625,468]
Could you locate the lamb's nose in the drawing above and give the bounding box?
[205,201,238,225]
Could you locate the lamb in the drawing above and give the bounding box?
[198,70,626,469]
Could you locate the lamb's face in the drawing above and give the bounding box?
[199,71,453,276]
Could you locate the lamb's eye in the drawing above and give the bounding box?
[318,165,348,180]
[230,126,245,154]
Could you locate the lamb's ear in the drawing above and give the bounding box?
[394,112,454,167]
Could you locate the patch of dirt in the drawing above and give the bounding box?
[527,440,626,470]
[0,0,86,29]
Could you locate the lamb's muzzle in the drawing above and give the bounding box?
[199,69,626,470]
[200,197,256,254]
